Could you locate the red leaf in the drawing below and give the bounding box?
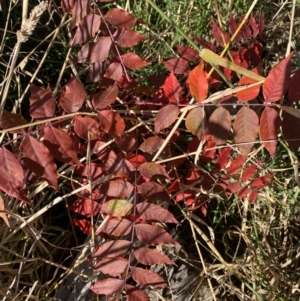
[185,106,206,139]
[101,199,133,217]
[69,199,100,217]
[73,115,99,140]
[155,104,179,133]
[0,195,10,227]
[187,62,208,102]
[73,219,92,234]
[102,157,134,177]
[126,284,149,301]
[228,13,242,43]
[249,189,258,202]
[136,202,179,224]
[70,0,91,29]
[139,136,165,154]
[0,110,27,133]
[163,71,181,103]
[98,217,132,236]
[77,36,112,63]
[61,0,76,13]
[175,45,200,62]
[263,52,293,102]
[104,62,123,81]
[241,21,251,40]
[121,52,150,70]
[98,110,125,137]
[115,133,137,153]
[249,15,259,38]
[86,62,105,83]
[134,247,175,266]
[241,164,258,181]
[139,162,169,180]
[288,68,300,104]
[208,107,231,145]
[90,278,124,295]
[126,154,147,169]
[260,107,281,158]
[131,267,167,288]
[227,154,245,176]
[93,258,128,276]
[116,29,143,47]
[60,76,85,113]
[211,19,230,47]
[91,85,119,110]
[163,58,190,74]
[75,162,103,179]
[21,135,57,188]
[201,135,216,162]
[250,174,273,188]
[29,84,55,119]
[0,147,29,203]
[43,125,81,166]
[215,147,231,170]
[134,224,180,246]
[71,14,101,46]
[237,67,262,102]
[105,8,137,29]
[99,179,134,198]
[191,34,216,52]
[227,182,241,194]
[238,186,250,199]
[233,107,259,157]
[282,112,300,153]
[137,181,170,203]
[93,239,131,258]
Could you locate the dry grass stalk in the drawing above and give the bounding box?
[17,1,48,43]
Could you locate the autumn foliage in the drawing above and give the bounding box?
[1,1,300,300]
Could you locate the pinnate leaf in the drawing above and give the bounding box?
[288,68,300,104]
[93,258,128,276]
[91,84,118,110]
[90,278,124,296]
[43,125,81,166]
[60,76,85,113]
[131,267,167,288]
[105,8,137,29]
[104,62,123,81]
[250,174,273,188]
[73,219,92,234]
[208,106,231,145]
[73,116,99,140]
[139,136,165,154]
[233,107,259,157]
[263,52,293,102]
[0,110,27,133]
[136,202,179,224]
[155,104,179,133]
[211,19,230,47]
[29,84,55,119]
[215,147,231,170]
[227,154,245,176]
[134,223,180,246]
[116,29,143,47]
[115,133,137,153]
[99,179,133,198]
[175,45,200,62]
[121,52,150,70]
[93,239,131,258]
[163,71,181,103]
[70,0,91,29]
[21,135,58,188]
[68,199,100,217]
[126,285,149,301]
[98,110,125,137]
[163,58,190,74]
[187,62,208,102]
[101,199,133,217]
[102,157,134,177]
[0,147,29,203]
[241,164,258,181]
[139,162,169,180]
[134,247,175,266]
[260,107,281,157]
[71,14,101,46]
[98,217,132,236]
[185,106,206,139]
